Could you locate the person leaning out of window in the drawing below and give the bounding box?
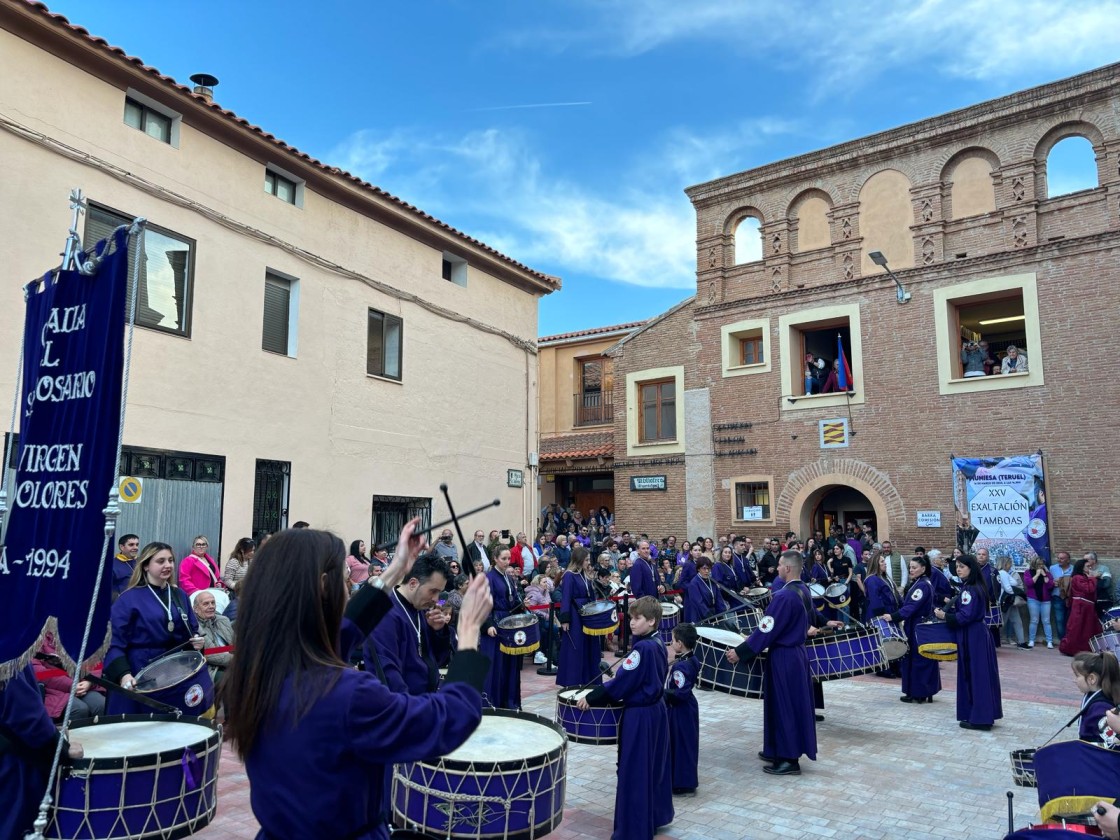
[1001,345,1028,374]
[960,339,986,377]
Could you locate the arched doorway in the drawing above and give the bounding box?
[775,459,902,544]
[805,485,877,543]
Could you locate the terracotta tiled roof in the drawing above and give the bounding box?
[539,431,614,461]
[15,1,558,292]
[539,321,646,345]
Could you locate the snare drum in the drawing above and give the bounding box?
[45,714,221,839]
[1010,747,1037,788]
[133,651,215,718]
[555,687,622,745]
[746,587,771,609]
[658,602,681,645]
[870,616,908,661]
[579,600,619,636]
[498,614,541,655]
[915,620,958,661]
[983,603,1004,627]
[393,709,567,839]
[806,625,885,681]
[694,626,764,699]
[822,583,850,610]
[1090,632,1120,657]
[808,582,826,612]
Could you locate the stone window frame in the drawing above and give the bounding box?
[932,272,1044,396]
[729,474,775,525]
[625,365,685,457]
[721,317,771,378]
[777,303,866,413]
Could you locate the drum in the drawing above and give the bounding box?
[1106,606,1120,622]
[133,651,215,717]
[498,614,541,655]
[1010,747,1037,787]
[1006,826,1103,837]
[658,602,681,644]
[823,583,850,610]
[694,626,764,699]
[44,714,221,839]
[870,616,908,661]
[1090,632,1120,657]
[746,587,771,609]
[700,604,761,636]
[983,603,1004,627]
[806,625,885,681]
[555,687,622,745]
[579,600,619,636]
[808,582,826,612]
[915,620,958,661]
[393,709,567,839]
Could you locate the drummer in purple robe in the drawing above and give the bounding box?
[104,541,205,715]
[934,553,1003,730]
[731,537,758,592]
[886,555,941,703]
[1,664,84,840]
[111,533,140,600]
[363,552,450,695]
[556,545,602,688]
[628,540,663,600]
[481,546,524,709]
[726,550,841,775]
[866,551,904,678]
[223,521,494,840]
[577,596,673,840]
[684,557,726,623]
[712,547,741,596]
[665,623,700,796]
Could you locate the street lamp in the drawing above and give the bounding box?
[868,251,911,304]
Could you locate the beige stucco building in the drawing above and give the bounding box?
[0,3,557,560]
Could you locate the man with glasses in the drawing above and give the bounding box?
[465,529,490,573]
[433,528,459,562]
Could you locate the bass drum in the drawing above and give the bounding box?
[694,626,764,699]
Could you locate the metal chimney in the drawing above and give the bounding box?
[189,73,219,102]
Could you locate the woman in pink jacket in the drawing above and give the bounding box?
[31,634,106,722]
[179,534,226,595]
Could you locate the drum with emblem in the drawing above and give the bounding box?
[133,651,215,718]
[579,600,619,636]
[822,583,850,610]
[658,602,681,645]
[497,613,540,655]
[694,626,764,699]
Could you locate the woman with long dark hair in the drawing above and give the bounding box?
[223,522,493,839]
[886,555,941,705]
[346,539,371,592]
[556,545,602,688]
[935,554,1002,729]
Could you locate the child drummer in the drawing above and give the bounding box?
[578,596,673,840]
[665,623,700,796]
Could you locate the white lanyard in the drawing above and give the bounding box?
[147,584,181,633]
[392,589,423,657]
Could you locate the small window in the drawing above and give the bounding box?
[638,379,676,443]
[442,252,467,287]
[85,204,194,337]
[739,335,763,366]
[733,217,762,265]
[799,320,854,395]
[124,96,172,144]
[721,318,771,378]
[575,356,613,427]
[1046,136,1098,198]
[367,309,403,381]
[734,481,772,521]
[265,170,298,205]
[262,272,297,356]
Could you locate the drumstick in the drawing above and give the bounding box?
[1006,791,1014,837]
[1037,706,1092,749]
[441,483,477,578]
[571,659,619,695]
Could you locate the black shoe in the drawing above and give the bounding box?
[900,695,914,703]
[959,721,992,731]
[757,751,775,762]
[763,760,801,776]
[672,787,697,796]
[815,714,824,722]
[1016,643,1030,650]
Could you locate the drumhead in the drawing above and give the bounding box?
[559,688,593,702]
[445,713,564,763]
[824,583,847,597]
[69,719,214,758]
[135,651,205,691]
[747,588,769,598]
[808,583,826,597]
[661,603,680,618]
[580,599,615,617]
[696,627,747,647]
[498,613,537,630]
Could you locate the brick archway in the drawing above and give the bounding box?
[775,459,905,542]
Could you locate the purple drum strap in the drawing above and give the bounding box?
[182,748,200,790]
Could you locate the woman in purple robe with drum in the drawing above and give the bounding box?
[887,555,941,704]
[934,554,1003,730]
[481,546,524,709]
[104,542,205,715]
[223,522,494,840]
[556,545,602,688]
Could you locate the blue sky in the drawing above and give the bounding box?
[44,1,1118,335]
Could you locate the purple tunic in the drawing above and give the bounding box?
[946,583,1003,725]
[104,583,199,714]
[363,589,437,696]
[556,570,602,688]
[664,651,699,790]
[866,575,901,617]
[711,561,738,595]
[247,653,488,840]
[735,587,817,762]
[1080,690,1112,742]
[893,576,941,700]
[732,554,756,590]
[684,575,726,623]
[111,555,134,599]
[1,664,62,840]
[628,557,659,599]
[480,568,522,709]
[678,560,698,600]
[587,633,673,840]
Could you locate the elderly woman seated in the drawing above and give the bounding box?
[191,590,234,686]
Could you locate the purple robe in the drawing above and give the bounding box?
[628,557,659,599]
[104,583,199,714]
[247,653,488,840]
[587,633,672,840]
[664,651,699,790]
[363,589,437,696]
[732,554,756,590]
[556,570,602,688]
[1080,690,1112,742]
[711,561,738,595]
[892,576,941,700]
[735,586,817,762]
[111,555,134,599]
[1,665,62,840]
[480,568,521,709]
[866,575,901,617]
[678,560,698,602]
[945,583,1003,725]
[684,575,726,623]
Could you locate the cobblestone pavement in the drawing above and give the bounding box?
[197,640,1081,840]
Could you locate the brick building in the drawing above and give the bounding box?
[608,62,1120,556]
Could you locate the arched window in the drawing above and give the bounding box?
[733,217,762,265]
[1046,136,1098,198]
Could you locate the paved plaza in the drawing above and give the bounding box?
[198,642,1081,840]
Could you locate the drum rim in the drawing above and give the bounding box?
[556,687,623,708]
[660,603,681,616]
[497,614,538,629]
[416,708,567,771]
[694,626,747,645]
[134,650,207,692]
[579,599,616,616]
[61,714,220,770]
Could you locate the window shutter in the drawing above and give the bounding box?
[85,206,140,321]
[262,275,290,354]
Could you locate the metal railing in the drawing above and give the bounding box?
[573,392,613,427]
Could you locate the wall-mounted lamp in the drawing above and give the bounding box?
[868,251,911,304]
